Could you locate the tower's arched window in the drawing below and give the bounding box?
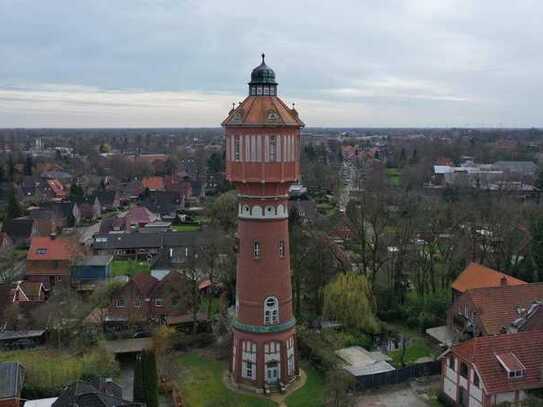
[253,240,261,258]
[279,240,285,257]
[264,296,279,325]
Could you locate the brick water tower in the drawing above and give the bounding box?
[222,54,304,390]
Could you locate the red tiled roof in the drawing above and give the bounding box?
[125,206,159,226]
[464,283,543,335]
[222,96,304,127]
[452,330,543,394]
[142,176,165,191]
[452,263,526,293]
[27,236,73,261]
[47,179,66,198]
[131,272,158,298]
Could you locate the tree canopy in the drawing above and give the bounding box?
[323,272,380,334]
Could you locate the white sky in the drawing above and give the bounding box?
[0,0,542,128]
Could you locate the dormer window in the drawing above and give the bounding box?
[473,371,480,387]
[36,248,48,255]
[496,352,526,379]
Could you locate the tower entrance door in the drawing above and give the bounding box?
[265,361,280,385]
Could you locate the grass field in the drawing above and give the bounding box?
[173,224,201,232]
[0,348,118,395]
[111,260,150,277]
[177,353,275,407]
[388,338,434,366]
[285,364,325,407]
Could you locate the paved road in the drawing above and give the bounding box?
[355,383,428,407]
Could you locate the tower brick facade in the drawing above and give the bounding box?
[222,55,303,389]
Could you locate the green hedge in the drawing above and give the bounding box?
[134,351,159,407]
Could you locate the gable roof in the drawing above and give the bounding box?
[462,283,543,335]
[131,272,158,298]
[52,381,139,407]
[452,263,527,293]
[27,236,73,261]
[222,96,304,127]
[452,330,543,395]
[93,230,207,250]
[0,362,24,400]
[124,206,159,226]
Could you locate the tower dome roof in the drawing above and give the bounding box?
[250,54,277,85]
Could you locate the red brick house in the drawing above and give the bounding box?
[448,283,543,340]
[441,330,543,406]
[451,263,527,301]
[26,236,75,288]
[93,271,192,325]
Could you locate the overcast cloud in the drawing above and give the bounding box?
[0,0,542,127]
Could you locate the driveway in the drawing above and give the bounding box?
[355,383,429,407]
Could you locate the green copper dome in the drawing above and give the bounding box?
[249,54,277,85]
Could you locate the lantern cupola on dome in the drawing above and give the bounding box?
[249,54,277,96]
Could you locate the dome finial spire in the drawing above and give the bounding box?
[261,53,265,64]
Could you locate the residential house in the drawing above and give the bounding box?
[51,379,140,407]
[75,196,101,222]
[28,208,60,236]
[71,255,113,288]
[123,206,159,229]
[95,191,120,212]
[93,230,207,261]
[451,263,527,301]
[288,198,319,224]
[2,217,36,247]
[118,180,144,204]
[97,270,193,326]
[441,330,543,406]
[0,362,24,407]
[41,201,81,227]
[140,191,181,220]
[448,283,543,341]
[26,236,75,288]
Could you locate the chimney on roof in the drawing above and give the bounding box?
[49,233,57,240]
[501,276,508,286]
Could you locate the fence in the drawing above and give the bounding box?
[355,360,441,390]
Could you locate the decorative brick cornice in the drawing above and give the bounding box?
[232,318,296,334]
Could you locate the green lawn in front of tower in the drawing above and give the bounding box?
[176,352,276,407]
[284,363,325,407]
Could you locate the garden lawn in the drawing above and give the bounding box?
[285,364,325,407]
[388,338,434,366]
[0,348,118,396]
[111,260,150,277]
[177,353,275,407]
[385,168,401,186]
[173,224,201,232]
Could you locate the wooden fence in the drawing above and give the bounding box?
[355,360,441,390]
